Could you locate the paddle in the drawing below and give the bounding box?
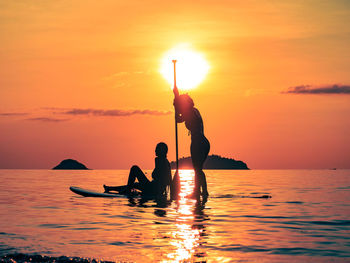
[171,60,180,199]
[172,60,179,170]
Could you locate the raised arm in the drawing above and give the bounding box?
[173,86,185,123]
[173,86,179,98]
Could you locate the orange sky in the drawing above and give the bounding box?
[1,1,350,169]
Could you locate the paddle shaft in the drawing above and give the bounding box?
[172,60,179,171]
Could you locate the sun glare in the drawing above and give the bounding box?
[160,44,209,91]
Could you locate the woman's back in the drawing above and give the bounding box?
[185,107,204,136]
[152,157,172,194]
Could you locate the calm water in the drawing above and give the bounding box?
[0,169,349,262]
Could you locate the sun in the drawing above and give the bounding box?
[160,44,209,91]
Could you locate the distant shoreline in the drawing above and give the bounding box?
[52,159,89,170]
[170,154,249,170]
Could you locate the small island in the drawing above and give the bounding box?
[170,154,249,170]
[52,159,89,170]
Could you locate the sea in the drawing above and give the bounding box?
[0,169,349,262]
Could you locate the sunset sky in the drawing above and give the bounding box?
[1,0,349,169]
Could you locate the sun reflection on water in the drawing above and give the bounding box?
[165,170,207,262]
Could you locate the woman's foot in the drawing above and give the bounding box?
[103,185,110,193]
[186,191,201,199]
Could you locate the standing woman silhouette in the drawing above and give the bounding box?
[173,87,210,198]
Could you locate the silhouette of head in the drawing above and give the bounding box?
[175,94,194,114]
[155,142,168,157]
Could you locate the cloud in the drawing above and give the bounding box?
[60,108,172,117]
[0,112,28,116]
[26,117,69,122]
[283,84,350,94]
[1,107,171,123]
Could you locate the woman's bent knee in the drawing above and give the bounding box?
[130,165,140,171]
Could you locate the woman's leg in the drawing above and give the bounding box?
[104,165,150,193]
[193,167,208,196]
[199,170,208,196]
[191,137,210,196]
[104,185,127,192]
[201,138,210,195]
[127,165,150,191]
[127,165,150,190]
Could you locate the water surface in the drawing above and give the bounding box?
[0,169,349,262]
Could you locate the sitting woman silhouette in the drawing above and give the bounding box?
[104,142,172,197]
[173,88,210,198]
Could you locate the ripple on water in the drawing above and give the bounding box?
[308,220,350,226]
[38,224,70,229]
[0,232,27,241]
[0,253,115,263]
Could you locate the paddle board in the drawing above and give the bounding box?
[70,186,122,197]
